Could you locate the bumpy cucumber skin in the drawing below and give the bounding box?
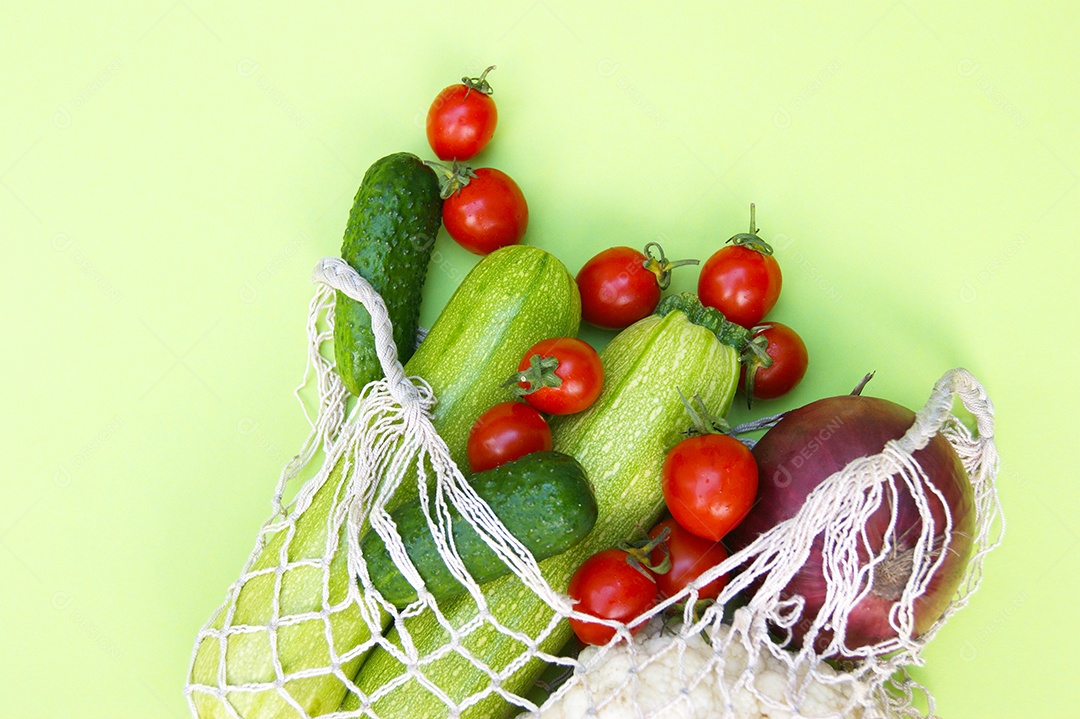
[334,152,442,395]
[190,245,580,719]
[363,451,597,607]
[346,310,742,718]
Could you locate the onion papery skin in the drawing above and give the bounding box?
[727,394,975,656]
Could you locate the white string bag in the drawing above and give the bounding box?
[185,258,1003,719]
[531,368,1003,718]
[185,258,570,717]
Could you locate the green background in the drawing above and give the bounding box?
[3,2,1076,717]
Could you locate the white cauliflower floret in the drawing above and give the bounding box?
[521,619,878,719]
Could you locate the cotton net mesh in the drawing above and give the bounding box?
[185,258,1003,719]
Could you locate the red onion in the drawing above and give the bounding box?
[726,393,975,655]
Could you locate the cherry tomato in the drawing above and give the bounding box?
[567,548,657,645]
[661,433,758,541]
[698,204,782,328]
[513,337,603,415]
[577,243,698,330]
[442,167,528,255]
[741,322,809,402]
[426,66,498,161]
[466,401,552,473]
[648,517,730,601]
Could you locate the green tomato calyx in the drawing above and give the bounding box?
[678,388,732,437]
[425,159,476,199]
[727,203,774,255]
[462,65,496,99]
[618,526,671,578]
[641,241,699,290]
[504,353,562,396]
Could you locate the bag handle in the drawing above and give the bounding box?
[311,257,416,406]
[896,367,995,455]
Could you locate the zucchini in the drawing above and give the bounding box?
[189,245,580,718]
[396,244,581,476]
[334,152,442,395]
[363,450,597,607]
[345,296,744,718]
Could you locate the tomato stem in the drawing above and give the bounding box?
[641,242,699,290]
[503,353,562,396]
[618,527,671,577]
[726,203,775,255]
[677,388,731,436]
[462,65,496,100]
[662,598,718,628]
[739,325,776,409]
[425,159,476,199]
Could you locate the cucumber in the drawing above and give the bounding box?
[189,245,580,718]
[334,152,442,395]
[345,296,744,718]
[363,450,596,607]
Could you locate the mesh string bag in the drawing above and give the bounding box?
[185,257,1003,719]
[524,371,1003,718]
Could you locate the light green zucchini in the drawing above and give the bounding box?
[188,244,580,718]
[345,296,745,718]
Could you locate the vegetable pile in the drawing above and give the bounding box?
[185,65,1003,719]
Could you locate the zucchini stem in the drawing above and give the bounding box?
[654,292,751,351]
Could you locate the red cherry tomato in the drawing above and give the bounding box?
[577,243,698,330]
[426,66,498,161]
[513,337,603,415]
[648,518,730,601]
[661,434,758,541]
[442,167,528,255]
[698,204,782,328]
[741,322,809,402]
[466,401,552,473]
[576,247,658,329]
[698,245,782,328]
[568,548,658,645]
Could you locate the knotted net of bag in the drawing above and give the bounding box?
[186,257,1003,719]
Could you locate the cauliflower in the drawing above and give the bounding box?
[520,618,882,719]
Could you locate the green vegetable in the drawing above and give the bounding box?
[188,459,369,719]
[363,450,597,607]
[394,244,581,476]
[334,152,442,395]
[655,291,751,349]
[345,295,743,718]
[189,245,580,718]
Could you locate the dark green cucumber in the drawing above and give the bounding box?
[362,451,596,607]
[334,152,442,395]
